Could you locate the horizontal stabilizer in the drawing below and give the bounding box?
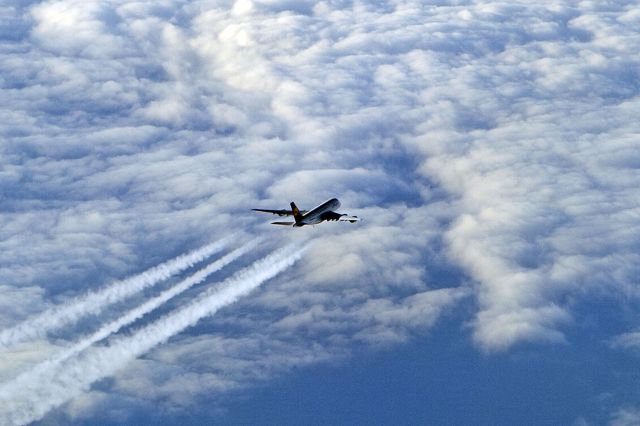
[339,215,361,223]
[271,221,295,226]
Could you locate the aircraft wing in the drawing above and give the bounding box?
[252,208,293,216]
[252,208,307,216]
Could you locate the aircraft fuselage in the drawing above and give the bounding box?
[293,198,342,226]
[252,198,360,227]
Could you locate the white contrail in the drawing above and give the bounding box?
[0,243,306,426]
[0,239,260,399]
[0,236,233,350]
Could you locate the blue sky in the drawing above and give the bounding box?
[1,0,640,424]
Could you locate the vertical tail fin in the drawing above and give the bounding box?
[290,202,303,224]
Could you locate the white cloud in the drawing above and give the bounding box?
[611,331,640,353]
[1,0,639,422]
[610,407,640,426]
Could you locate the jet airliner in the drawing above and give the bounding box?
[252,198,360,227]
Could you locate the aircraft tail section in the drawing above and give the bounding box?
[290,202,303,224]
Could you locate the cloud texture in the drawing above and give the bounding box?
[1,0,639,423]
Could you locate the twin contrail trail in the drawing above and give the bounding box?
[0,239,260,403]
[0,237,232,350]
[0,241,305,425]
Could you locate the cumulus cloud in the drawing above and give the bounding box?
[1,0,639,423]
[610,407,640,426]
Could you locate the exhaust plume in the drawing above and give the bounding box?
[0,239,259,400]
[0,243,305,425]
[0,237,232,350]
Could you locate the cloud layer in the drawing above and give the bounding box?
[1,0,640,423]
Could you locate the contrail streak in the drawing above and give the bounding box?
[0,243,305,426]
[0,237,233,350]
[0,239,260,400]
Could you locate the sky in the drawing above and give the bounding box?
[1,0,639,424]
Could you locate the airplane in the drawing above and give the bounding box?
[252,198,360,227]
